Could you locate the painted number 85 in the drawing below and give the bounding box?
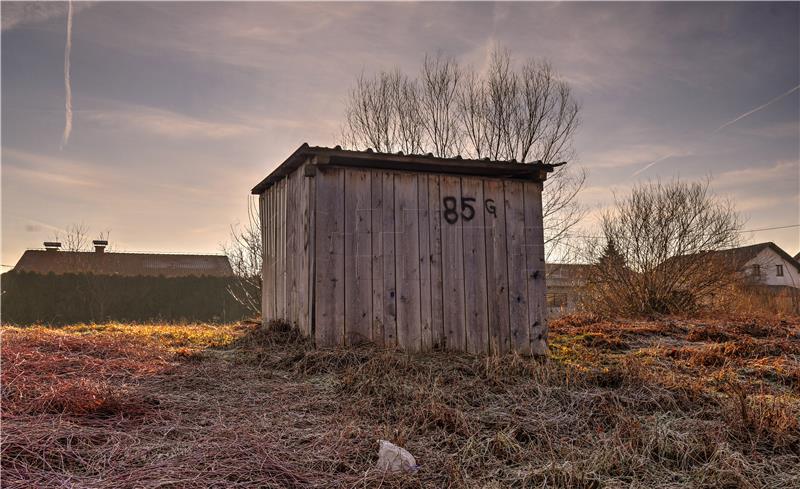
[442,196,495,224]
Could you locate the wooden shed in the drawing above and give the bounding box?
[252,144,557,355]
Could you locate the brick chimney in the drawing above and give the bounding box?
[93,240,108,253]
[43,241,62,252]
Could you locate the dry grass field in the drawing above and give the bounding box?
[2,315,799,488]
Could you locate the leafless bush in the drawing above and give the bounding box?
[341,48,585,258]
[222,196,262,317]
[584,180,742,316]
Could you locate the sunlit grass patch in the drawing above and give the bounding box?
[52,322,241,350]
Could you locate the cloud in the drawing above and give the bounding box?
[82,105,258,139]
[2,2,92,31]
[591,144,693,169]
[712,159,799,190]
[2,148,106,188]
[735,195,789,212]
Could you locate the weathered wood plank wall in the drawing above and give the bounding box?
[263,165,547,354]
[261,166,313,332]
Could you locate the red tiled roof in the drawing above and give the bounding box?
[12,250,234,278]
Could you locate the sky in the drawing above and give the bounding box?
[2,1,799,269]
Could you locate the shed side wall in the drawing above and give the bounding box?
[260,163,313,331]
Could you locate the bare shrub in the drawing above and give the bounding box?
[221,195,262,317]
[584,180,742,317]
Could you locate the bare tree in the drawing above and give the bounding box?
[221,195,263,317]
[341,48,585,259]
[584,180,743,316]
[53,222,90,251]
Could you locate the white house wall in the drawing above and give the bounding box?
[745,248,800,288]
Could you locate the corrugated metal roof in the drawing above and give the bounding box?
[252,143,563,194]
[11,250,234,278]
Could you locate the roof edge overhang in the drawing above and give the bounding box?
[251,143,562,194]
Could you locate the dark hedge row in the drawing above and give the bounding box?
[1,271,250,325]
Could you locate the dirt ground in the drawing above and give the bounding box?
[2,315,798,488]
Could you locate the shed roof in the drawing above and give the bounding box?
[12,250,234,278]
[252,143,562,194]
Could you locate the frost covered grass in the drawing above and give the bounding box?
[2,316,798,488]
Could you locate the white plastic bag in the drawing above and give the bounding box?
[376,440,418,473]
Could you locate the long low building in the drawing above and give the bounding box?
[2,240,245,324]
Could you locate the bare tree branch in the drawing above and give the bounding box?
[340,47,585,260]
[221,196,263,317]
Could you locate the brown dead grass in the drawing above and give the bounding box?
[2,316,799,488]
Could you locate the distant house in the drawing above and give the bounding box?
[2,241,244,324]
[13,240,233,278]
[546,263,592,316]
[704,242,800,289]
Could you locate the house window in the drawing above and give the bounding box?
[752,264,761,278]
[776,264,784,277]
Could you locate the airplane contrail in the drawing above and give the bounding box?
[631,152,682,177]
[61,0,73,148]
[632,83,800,177]
[714,83,800,133]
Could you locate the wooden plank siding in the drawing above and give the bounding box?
[297,168,312,336]
[285,171,297,326]
[381,172,398,347]
[439,175,466,351]
[344,169,373,344]
[427,175,445,350]
[417,175,433,352]
[259,164,549,355]
[523,181,548,356]
[370,172,385,346]
[394,173,422,352]
[483,179,511,354]
[504,180,530,354]
[461,177,489,354]
[314,168,346,347]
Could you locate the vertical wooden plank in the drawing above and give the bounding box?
[344,169,372,345]
[394,173,422,352]
[282,178,289,318]
[286,172,297,325]
[277,179,286,318]
[265,187,276,320]
[259,192,268,325]
[314,168,345,347]
[270,184,277,319]
[440,175,466,351]
[307,166,317,338]
[461,177,489,354]
[505,181,530,354]
[523,181,548,356]
[276,183,283,318]
[297,166,311,336]
[418,174,433,352]
[428,175,445,350]
[371,170,385,346]
[484,179,511,354]
[382,172,398,347]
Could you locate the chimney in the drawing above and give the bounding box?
[43,241,62,251]
[93,240,108,253]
